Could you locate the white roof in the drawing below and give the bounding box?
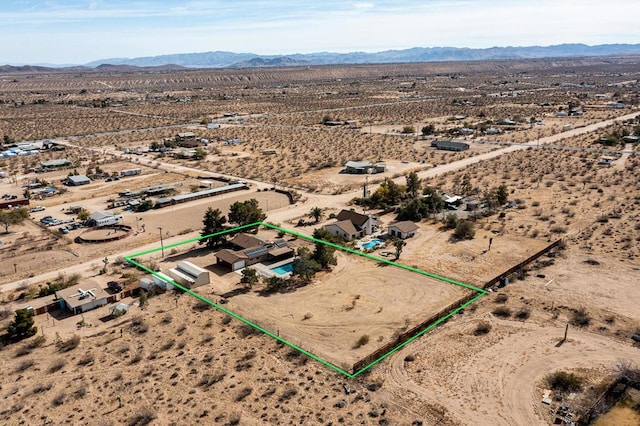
[345,161,372,169]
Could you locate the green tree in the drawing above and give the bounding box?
[22,189,31,199]
[228,199,266,227]
[495,184,508,205]
[459,174,473,196]
[444,213,459,230]
[292,247,321,283]
[77,208,90,221]
[200,207,227,248]
[193,147,207,160]
[422,186,444,215]
[370,179,404,206]
[396,198,430,221]
[405,171,422,198]
[239,268,259,289]
[0,208,28,233]
[7,308,37,340]
[309,206,323,223]
[421,124,435,136]
[391,237,406,260]
[265,275,287,293]
[311,228,339,269]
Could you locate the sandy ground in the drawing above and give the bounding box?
[208,251,469,369]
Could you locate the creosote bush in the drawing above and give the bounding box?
[570,308,591,327]
[546,371,583,392]
[474,322,492,335]
[354,334,370,349]
[492,306,512,318]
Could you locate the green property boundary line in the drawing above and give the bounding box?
[125,221,487,378]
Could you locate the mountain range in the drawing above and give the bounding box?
[84,44,640,69]
[3,44,640,72]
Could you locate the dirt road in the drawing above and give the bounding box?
[383,319,640,425]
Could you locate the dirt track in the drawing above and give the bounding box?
[384,319,640,425]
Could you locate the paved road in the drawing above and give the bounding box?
[3,110,639,292]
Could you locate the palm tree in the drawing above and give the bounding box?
[309,206,323,223]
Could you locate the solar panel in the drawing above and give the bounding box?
[244,246,269,258]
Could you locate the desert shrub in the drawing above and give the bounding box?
[48,359,66,373]
[130,316,148,334]
[192,299,212,312]
[235,386,253,402]
[546,371,583,392]
[492,306,512,318]
[221,316,232,325]
[514,308,531,320]
[160,339,175,351]
[354,334,370,349]
[128,408,156,426]
[57,334,81,352]
[279,385,298,402]
[14,345,32,357]
[494,293,508,303]
[453,220,475,240]
[474,322,492,335]
[404,354,415,362]
[571,308,591,327]
[32,383,53,394]
[77,353,94,366]
[237,324,260,338]
[130,352,143,364]
[550,226,567,234]
[52,392,66,406]
[16,359,35,372]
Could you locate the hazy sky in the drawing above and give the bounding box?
[2,0,639,64]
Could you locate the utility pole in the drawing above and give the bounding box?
[158,227,164,257]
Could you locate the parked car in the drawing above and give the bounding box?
[59,227,69,234]
[29,206,46,213]
[107,281,122,292]
[40,216,54,224]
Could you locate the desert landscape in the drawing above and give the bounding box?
[0,56,639,426]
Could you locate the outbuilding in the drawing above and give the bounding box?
[65,175,91,186]
[388,221,419,239]
[168,261,210,289]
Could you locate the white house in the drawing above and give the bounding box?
[388,221,419,239]
[56,282,110,315]
[323,220,360,241]
[323,210,377,241]
[89,211,123,227]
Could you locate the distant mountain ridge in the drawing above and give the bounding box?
[82,44,640,68]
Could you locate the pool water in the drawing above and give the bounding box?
[271,263,294,275]
[360,239,384,250]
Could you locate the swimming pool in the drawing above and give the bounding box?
[360,238,384,250]
[271,262,294,275]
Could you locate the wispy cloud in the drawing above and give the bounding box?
[1,0,638,63]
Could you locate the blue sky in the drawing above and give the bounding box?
[2,0,639,64]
